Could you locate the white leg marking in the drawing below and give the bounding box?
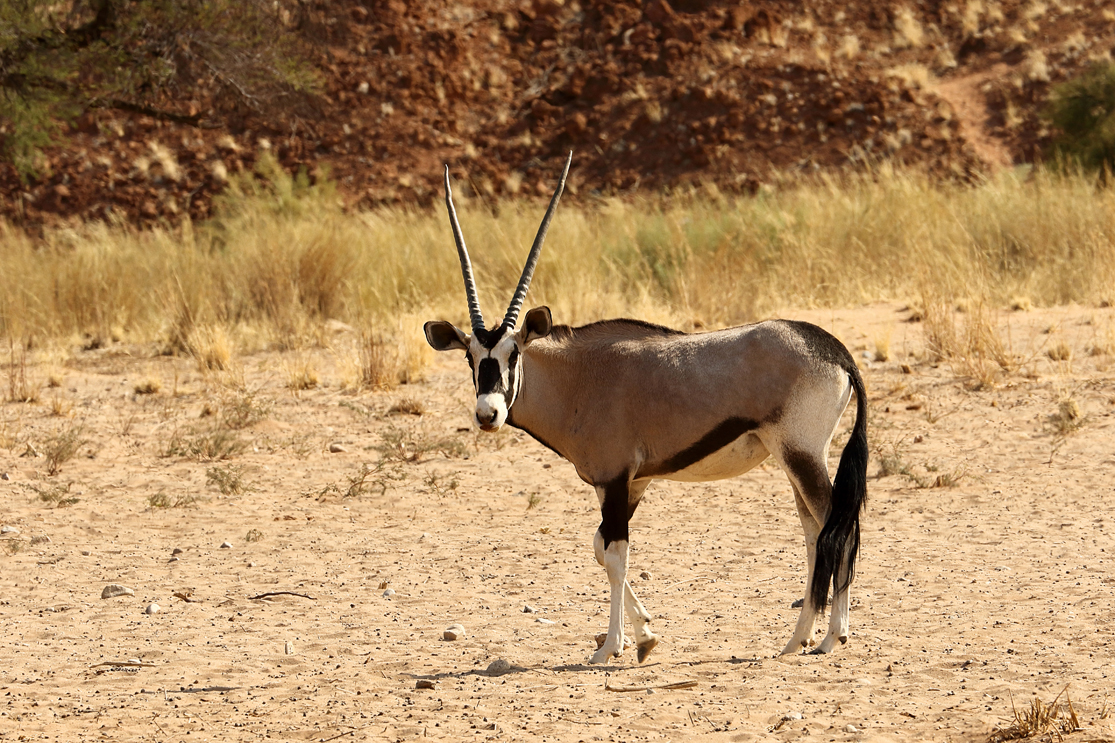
[814,559,851,654]
[623,580,658,663]
[782,489,823,655]
[590,536,629,664]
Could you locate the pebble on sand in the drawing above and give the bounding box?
[485,658,511,676]
[1,525,18,535]
[101,584,134,599]
[443,624,465,641]
[328,443,347,453]
[415,679,436,690]
[220,541,232,549]
[145,603,160,615]
[382,588,395,598]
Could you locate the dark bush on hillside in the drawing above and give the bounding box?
[1043,62,1115,175]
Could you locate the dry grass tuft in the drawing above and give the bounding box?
[134,376,162,395]
[1046,341,1073,362]
[989,688,1080,743]
[285,356,320,392]
[6,342,41,403]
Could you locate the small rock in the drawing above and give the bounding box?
[247,561,256,568]
[145,603,160,615]
[536,618,556,625]
[783,712,803,721]
[1,472,9,480]
[845,724,860,733]
[443,624,465,641]
[172,548,184,555]
[220,541,232,549]
[791,598,805,608]
[101,584,134,599]
[415,679,436,690]
[639,571,652,580]
[285,641,295,655]
[486,658,511,676]
[382,588,395,598]
[81,550,91,556]
[1,525,19,535]
[168,557,179,563]
[522,604,536,613]
[30,535,50,545]
[595,633,634,650]
[328,443,348,453]
[357,81,370,95]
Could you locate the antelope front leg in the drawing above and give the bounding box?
[591,528,628,664]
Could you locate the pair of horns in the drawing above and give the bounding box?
[444,152,572,335]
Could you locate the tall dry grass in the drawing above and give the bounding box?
[2,160,1115,360]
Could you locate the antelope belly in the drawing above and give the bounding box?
[661,432,770,482]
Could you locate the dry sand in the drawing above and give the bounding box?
[2,302,1115,742]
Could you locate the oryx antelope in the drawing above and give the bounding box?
[424,154,868,663]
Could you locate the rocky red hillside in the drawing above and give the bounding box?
[3,0,1114,227]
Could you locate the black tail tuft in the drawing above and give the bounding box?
[809,361,868,612]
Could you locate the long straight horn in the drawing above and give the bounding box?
[502,151,572,332]
[444,165,486,334]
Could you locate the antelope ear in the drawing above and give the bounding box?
[424,321,469,351]
[518,306,552,345]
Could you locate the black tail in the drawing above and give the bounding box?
[809,361,868,611]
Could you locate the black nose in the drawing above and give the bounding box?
[476,410,495,425]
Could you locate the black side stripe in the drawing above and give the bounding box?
[636,417,761,479]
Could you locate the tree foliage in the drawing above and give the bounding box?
[0,0,319,179]
[1043,61,1115,175]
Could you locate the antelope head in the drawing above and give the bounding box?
[423,153,571,432]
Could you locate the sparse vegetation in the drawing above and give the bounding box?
[147,491,199,509]
[42,423,89,476]
[207,465,250,496]
[166,426,245,462]
[29,481,79,507]
[990,688,1080,743]
[1044,61,1115,175]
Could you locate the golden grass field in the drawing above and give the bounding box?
[3,167,1115,742]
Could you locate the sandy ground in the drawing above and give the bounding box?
[3,302,1115,743]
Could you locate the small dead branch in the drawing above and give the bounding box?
[248,591,316,601]
[604,679,697,693]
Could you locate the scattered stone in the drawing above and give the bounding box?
[1,472,9,480]
[845,724,860,733]
[639,571,652,580]
[169,557,179,563]
[415,679,436,690]
[220,541,232,549]
[145,603,160,615]
[247,561,257,568]
[791,598,805,608]
[172,548,184,555]
[30,535,51,545]
[382,588,395,598]
[485,658,511,676]
[1,525,19,535]
[285,641,295,655]
[328,443,348,453]
[536,618,556,625]
[101,584,134,599]
[783,712,803,721]
[443,624,465,641]
[595,633,634,650]
[81,550,91,556]
[522,604,536,613]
